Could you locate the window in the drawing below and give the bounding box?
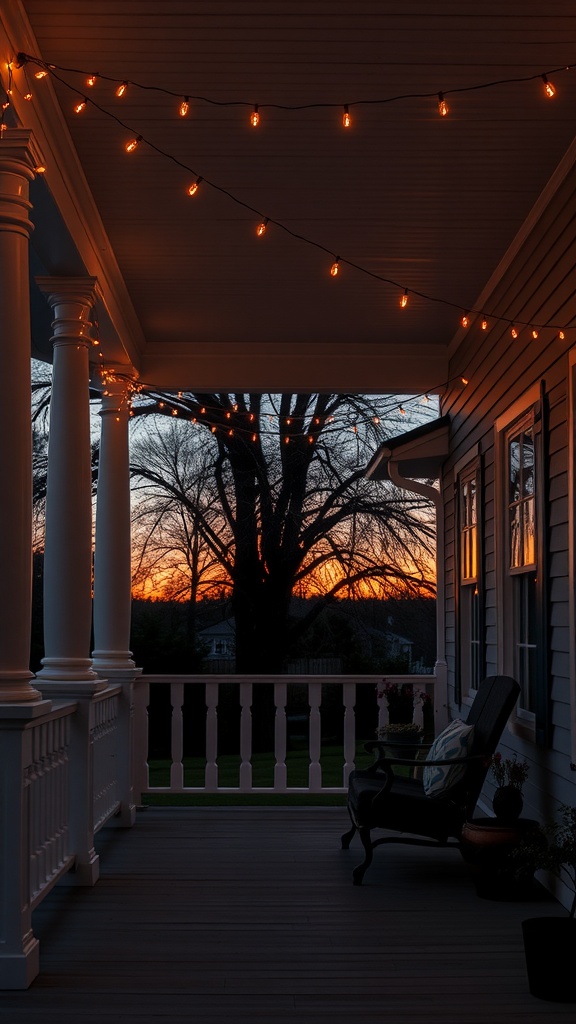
[456,457,483,698]
[496,386,548,744]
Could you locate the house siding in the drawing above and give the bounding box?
[439,153,576,842]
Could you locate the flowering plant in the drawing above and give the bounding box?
[488,752,529,790]
[376,722,424,737]
[376,680,430,724]
[513,805,576,917]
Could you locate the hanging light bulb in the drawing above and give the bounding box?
[256,218,269,237]
[116,82,128,98]
[342,104,351,128]
[461,376,469,386]
[438,92,449,116]
[542,75,556,98]
[511,325,518,339]
[34,164,46,174]
[125,135,142,153]
[400,289,409,308]
[399,405,406,415]
[531,328,539,340]
[86,73,98,87]
[461,313,470,328]
[250,104,260,127]
[559,330,566,340]
[330,259,340,277]
[481,317,488,331]
[34,69,48,80]
[23,91,32,101]
[74,98,87,114]
[179,97,190,117]
[187,176,203,196]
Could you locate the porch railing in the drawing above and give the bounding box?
[133,673,436,798]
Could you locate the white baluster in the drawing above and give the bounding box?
[342,682,356,786]
[170,682,184,791]
[239,682,253,791]
[205,682,219,790]
[274,682,287,791]
[308,681,322,792]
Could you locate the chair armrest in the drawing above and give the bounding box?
[367,751,487,771]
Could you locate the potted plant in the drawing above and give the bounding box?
[375,681,430,754]
[487,752,529,822]
[516,804,576,1002]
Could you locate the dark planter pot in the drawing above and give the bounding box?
[492,784,523,822]
[522,917,576,1002]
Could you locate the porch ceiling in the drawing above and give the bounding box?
[5,2,576,391]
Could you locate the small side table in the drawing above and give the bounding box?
[461,817,541,901]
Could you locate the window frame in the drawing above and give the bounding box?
[495,383,549,745]
[454,449,484,705]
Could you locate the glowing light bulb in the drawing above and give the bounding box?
[87,73,98,87]
[256,218,269,236]
[34,164,46,173]
[187,177,202,196]
[250,104,260,127]
[179,97,190,117]
[559,330,566,340]
[308,436,314,444]
[116,82,128,98]
[34,69,48,80]
[438,92,449,116]
[125,135,142,153]
[330,259,340,277]
[399,405,406,415]
[542,75,556,98]
[373,416,380,424]
[461,376,469,385]
[74,99,87,114]
[481,317,488,331]
[252,433,258,442]
[531,328,539,340]
[23,92,32,101]
[461,313,470,328]
[400,289,409,308]
[511,325,518,339]
[342,104,351,128]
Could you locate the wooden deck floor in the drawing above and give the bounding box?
[2,807,574,1022]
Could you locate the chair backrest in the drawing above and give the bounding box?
[454,675,520,813]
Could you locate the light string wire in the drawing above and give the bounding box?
[11,53,576,334]
[99,367,462,439]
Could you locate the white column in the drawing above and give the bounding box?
[92,380,136,677]
[0,130,42,702]
[34,277,104,692]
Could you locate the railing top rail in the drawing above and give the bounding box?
[137,673,436,685]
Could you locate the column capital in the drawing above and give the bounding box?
[35,276,98,315]
[0,128,45,179]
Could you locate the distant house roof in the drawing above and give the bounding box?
[365,415,450,482]
[198,619,236,640]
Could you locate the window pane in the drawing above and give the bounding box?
[523,496,535,565]
[509,438,521,502]
[509,506,521,568]
[522,429,535,497]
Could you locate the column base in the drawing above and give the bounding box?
[0,671,42,703]
[0,936,40,991]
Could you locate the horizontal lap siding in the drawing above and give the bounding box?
[441,160,576,800]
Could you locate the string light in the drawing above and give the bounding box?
[187,176,202,196]
[74,98,87,114]
[125,135,142,153]
[511,324,518,339]
[34,164,46,173]
[23,91,32,101]
[13,51,573,341]
[461,376,469,385]
[531,328,539,340]
[330,259,340,277]
[342,104,351,128]
[461,313,470,328]
[256,218,269,237]
[399,405,406,415]
[179,97,190,117]
[400,289,409,308]
[559,330,566,340]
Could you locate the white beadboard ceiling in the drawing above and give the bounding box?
[6,2,576,390]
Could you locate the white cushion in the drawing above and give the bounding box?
[422,719,475,799]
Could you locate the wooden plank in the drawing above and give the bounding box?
[2,808,573,1021]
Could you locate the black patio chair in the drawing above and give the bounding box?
[341,675,520,884]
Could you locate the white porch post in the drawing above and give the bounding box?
[34,277,104,692]
[0,130,42,703]
[92,379,138,825]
